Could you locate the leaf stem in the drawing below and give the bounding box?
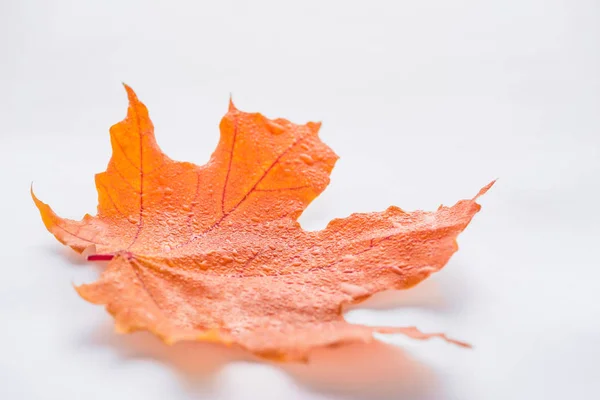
[88,254,114,261]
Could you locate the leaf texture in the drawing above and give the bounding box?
[33,85,493,360]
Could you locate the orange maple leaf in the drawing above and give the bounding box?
[33,85,493,361]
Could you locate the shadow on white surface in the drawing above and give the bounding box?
[348,280,446,311]
[88,327,249,377]
[87,325,437,400]
[345,263,470,313]
[284,341,438,400]
[51,246,90,266]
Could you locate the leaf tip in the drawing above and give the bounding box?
[474,179,496,200]
[72,282,89,301]
[228,93,237,112]
[121,82,139,105]
[30,183,44,209]
[307,121,322,132]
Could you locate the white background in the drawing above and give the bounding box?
[1,0,599,399]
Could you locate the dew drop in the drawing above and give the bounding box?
[340,283,369,298]
[128,215,138,224]
[182,204,191,212]
[266,120,285,135]
[342,254,357,262]
[389,266,403,275]
[299,153,314,165]
[164,187,173,195]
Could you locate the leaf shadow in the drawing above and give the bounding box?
[47,245,88,266]
[283,341,439,400]
[86,326,247,393]
[87,324,438,400]
[47,245,108,276]
[350,279,447,312]
[346,265,470,313]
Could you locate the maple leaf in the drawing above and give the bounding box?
[33,85,493,361]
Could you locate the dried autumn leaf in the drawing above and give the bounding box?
[33,85,493,361]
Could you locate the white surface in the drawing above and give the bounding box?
[1,0,599,399]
